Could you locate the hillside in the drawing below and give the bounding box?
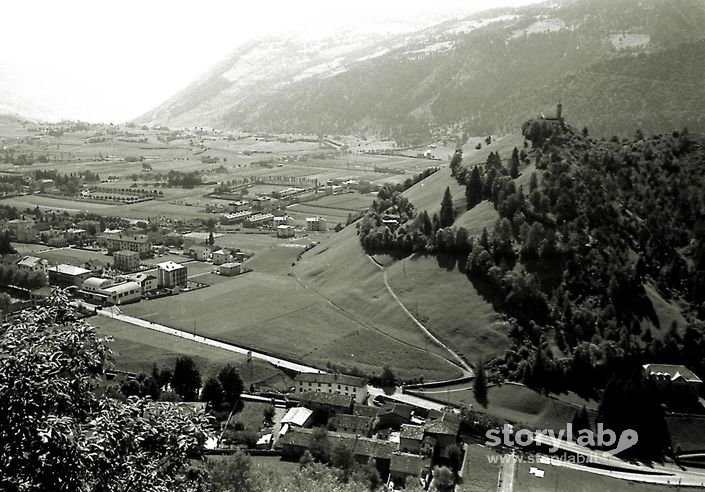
[293,224,466,380]
[139,0,705,139]
[340,115,705,404]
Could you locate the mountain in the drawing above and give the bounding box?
[138,0,705,139]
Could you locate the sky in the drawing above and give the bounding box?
[0,0,539,123]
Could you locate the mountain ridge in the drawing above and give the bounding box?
[137,0,705,139]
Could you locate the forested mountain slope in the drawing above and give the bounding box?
[139,0,705,140]
[353,118,705,402]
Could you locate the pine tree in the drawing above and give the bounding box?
[449,150,463,177]
[466,166,483,209]
[439,187,455,228]
[510,147,520,179]
[529,172,539,192]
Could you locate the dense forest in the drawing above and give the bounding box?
[358,119,705,404]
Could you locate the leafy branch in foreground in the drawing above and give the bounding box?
[0,291,213,492]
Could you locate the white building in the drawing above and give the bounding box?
[306,217,328,231]
[80,277,142,305]
[157,261,187,289]
[17,256,48,275]
[293,373,368,404]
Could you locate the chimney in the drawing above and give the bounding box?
[557,101,563,121]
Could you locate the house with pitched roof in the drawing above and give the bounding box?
[643,363,702,407]
[294,373,368,404]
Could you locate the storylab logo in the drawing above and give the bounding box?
[485,423,638,456]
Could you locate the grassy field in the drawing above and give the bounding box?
[35,247,109,266]
[460,444,502,492]
[89,315,290,387]
[410,383,597,431]
[454,200,500,237]
[294,225,465,378]
[513,460,677,492]
[386,254,510,364]
[120,265,460,381]
[12,243,50,254]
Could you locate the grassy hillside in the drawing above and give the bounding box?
[385,255,510,364]
[294,225,464,379]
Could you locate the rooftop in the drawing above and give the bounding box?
[330,414,374,431]
[17,255,44,267]
[400,424,425,441]
[157,261,186,272]
[280,407,313,427]
[643,364,703,383]
[49,264,92,276]
[424,413,460,436]
[298,391,353,408]
[295,372,366,388]
[390,453,427,475]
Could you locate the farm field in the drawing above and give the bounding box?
[89,315,289,386]
[120,268,460,381]
[409,383,597,431]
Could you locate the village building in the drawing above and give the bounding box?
[388,453,430,489]
[278,428,398,479]
[80,277,142,305]
[643,363,703,407]
[297,392,354,421]
[221,211,252,224]
[329,414,374,437]
[306,217,327,231]
[188,245,212,261]
[48,264,93,288]
[228,200,249,212]
[377,403,414,431]
[279,407,314,430]
[218,262,242,276]
[293,373,368,404]
[124,272,158,295]
[273,216,288,227]
[277,225,296,238]
[157,261,187,289]
[399,424,426,455]
[16,255,48,275]
[248,213,274,225]
[98,233,151,257]
[212,249,232,265]
[65,228,87,242]
[423,413,460,459]
[113,250,141,272]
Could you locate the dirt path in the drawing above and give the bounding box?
[366,255,473,376]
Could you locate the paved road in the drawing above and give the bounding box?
[366,255,473,376]
[89,304,324,374]
[367,386,449,411]
[497,452,516,492]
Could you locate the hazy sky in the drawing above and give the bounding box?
[0,0,538,122]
